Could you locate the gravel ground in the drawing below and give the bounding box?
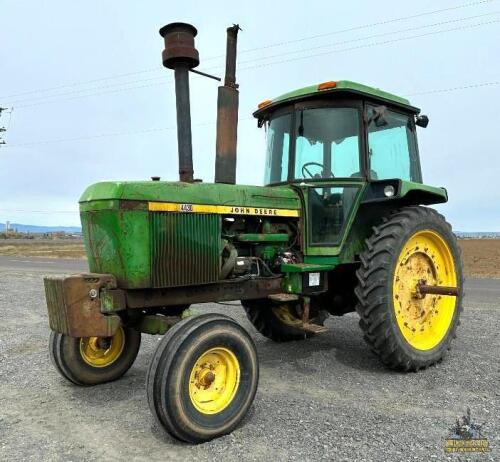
[0,267,499,462]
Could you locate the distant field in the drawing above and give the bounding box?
[0,239,86,259]
[459,238,500,278]
[0,238,498,278]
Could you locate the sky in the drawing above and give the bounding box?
[0,0,499,231]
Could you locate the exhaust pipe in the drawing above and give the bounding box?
[215,25,241,184]
[159,22,200,183]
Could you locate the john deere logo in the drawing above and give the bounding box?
[444,408,490,453]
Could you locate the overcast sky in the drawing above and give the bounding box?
[1,0,499,231]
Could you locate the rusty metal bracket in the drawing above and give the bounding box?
[100,288,126,313]
[300,296,328,334]
[44,274,121,338]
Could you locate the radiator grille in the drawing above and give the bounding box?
[151,212,221,287]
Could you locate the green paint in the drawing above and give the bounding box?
[399,180,447,203]
[235,233,289,242]
[281,262,335,273]
[80,181,301,210]
[81,209,151,289]
[254,80,415,116]
[137,316,171,335]
[283,272,302,294]
[303,256,340,265]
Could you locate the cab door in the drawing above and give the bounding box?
[300,181,365,258]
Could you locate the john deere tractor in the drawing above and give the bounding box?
[44,23,463,443]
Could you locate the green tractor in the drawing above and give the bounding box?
[44,23,463,443]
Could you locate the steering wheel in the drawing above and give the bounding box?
[301,161,334,179]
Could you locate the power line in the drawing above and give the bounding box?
[238,0,498,54]
[238,18,500,72]
[5,119,251,147]
[7,75,171,106]
[237,10,500,66]
[3,79,499,148]
[10,14,500,110]
[0,67,164,101]
[406,80,500,95]
[1,0,496,101]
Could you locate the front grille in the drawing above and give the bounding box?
[150,212,221,288]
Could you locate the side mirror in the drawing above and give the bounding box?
[366,106,388,127]
[415,114,429,128]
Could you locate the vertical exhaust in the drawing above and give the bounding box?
[215,25,241,184]
[159,23,200,183]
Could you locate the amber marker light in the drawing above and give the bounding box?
[318,81,337,90]
[257,99,272,109]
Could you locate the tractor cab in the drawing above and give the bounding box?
[254,80,438,256]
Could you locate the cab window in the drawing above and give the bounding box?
[263,113,291,184]
[367,107,421,181]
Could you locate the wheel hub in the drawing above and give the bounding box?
[79,326,125,368]
[189,347,240,415]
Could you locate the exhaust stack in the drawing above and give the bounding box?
[215,25,241,184]
[159,23,200,183]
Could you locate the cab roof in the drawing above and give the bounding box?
[253,80,419,117]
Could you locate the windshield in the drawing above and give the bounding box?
[264,107,361,185]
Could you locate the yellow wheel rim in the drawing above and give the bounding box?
[393,229,457,351]
[188,347,240,415]
[79,327,125,368]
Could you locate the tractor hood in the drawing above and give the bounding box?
[79,181,301,213]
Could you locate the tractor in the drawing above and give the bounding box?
[44,22,463,443]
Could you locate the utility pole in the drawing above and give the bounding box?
[0,107,10,146]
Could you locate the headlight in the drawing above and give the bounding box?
[383,185,396,197]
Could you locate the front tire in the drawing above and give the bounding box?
[146,314,259,443]
[49,326,141,385]
[355,206,463,371]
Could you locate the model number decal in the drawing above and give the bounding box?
[148,202,300,217]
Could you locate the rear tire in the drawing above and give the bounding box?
[242,299,328,342]
[355,206,463,371]
[49,326,141,386]
[146,314,259,443]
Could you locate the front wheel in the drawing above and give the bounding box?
[355,206,463,371]
[49,326,141,385]
[146,314,259,443]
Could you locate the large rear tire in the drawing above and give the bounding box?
[242,299,328,342]
[355,206,463,371]
[49,326,141,386]
[146,314,258,443]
